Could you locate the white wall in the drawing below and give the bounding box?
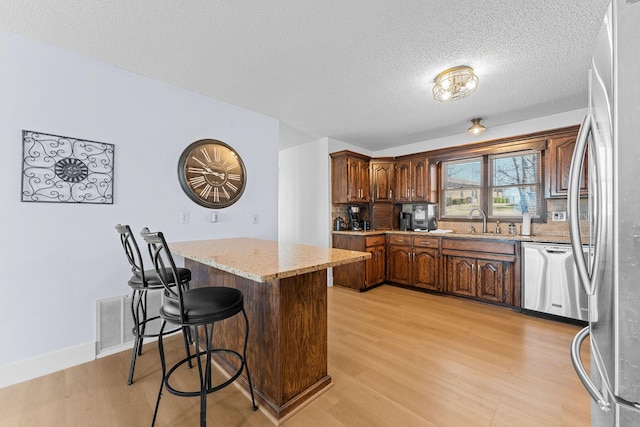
[374,109,587,157]
[278,138,330,246]
[0,29,279,386]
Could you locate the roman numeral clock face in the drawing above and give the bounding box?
[178,139,247,208]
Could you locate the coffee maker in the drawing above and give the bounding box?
[348,206,362,230]
[399,212,412,231]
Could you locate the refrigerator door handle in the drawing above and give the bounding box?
[570,326,611,411]
[568,114,597,296]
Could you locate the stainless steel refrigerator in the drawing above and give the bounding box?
[568,1,640,426]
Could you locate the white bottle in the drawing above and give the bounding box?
[521,212,531,236]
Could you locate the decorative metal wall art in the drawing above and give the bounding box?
[21,130,115,204]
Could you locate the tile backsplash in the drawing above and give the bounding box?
[439,198,588,237]
[332,198,589,238]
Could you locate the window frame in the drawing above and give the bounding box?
[439,149,546,222]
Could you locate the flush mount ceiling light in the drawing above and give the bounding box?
[467,118,486,135]
[432,66,479,102]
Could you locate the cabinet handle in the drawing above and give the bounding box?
[389,189,392,198]
[419,241,431,245]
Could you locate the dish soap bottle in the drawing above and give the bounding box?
[495,221,501,234]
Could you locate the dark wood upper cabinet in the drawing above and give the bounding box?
[545,129,587,198]
[370,159,394,203]
[393,156,428,203]
[331,151,371,203]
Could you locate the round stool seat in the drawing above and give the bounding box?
[160,287,243,325]
[128,267,191,289]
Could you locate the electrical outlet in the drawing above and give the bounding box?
[210,212,218,223]
[551,211,567,222]
[252,214,259,224]
[180,211,190,224]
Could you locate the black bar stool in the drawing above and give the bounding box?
[115,224,192,385]
[140,228,257,427]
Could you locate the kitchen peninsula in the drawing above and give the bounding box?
[168,237,370,423]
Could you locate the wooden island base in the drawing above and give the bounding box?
[188,260,331,422]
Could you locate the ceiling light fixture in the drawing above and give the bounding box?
[432,66,479,102]
[467,118,486,135]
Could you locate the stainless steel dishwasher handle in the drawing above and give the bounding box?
[570,326,610,411]
[568,114,595,296]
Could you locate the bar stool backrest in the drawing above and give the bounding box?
[115,224,148,286]
[140,227,187,323]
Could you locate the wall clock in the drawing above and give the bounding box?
[177,139,247,208]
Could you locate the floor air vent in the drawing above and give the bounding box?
[95,291,162,356]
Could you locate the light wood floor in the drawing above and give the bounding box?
[0,285,591,426]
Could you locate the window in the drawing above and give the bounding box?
[489,151,542,218]
[440,150,543,220]
[441,158,482,217]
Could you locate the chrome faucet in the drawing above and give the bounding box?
[468,208,487,233]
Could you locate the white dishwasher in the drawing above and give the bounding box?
[522,242,589,321]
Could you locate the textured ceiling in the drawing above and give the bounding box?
[0,0,610,151]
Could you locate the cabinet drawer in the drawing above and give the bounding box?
[388,234,412,245]
[442,238,515,255]
[365,235,386,247]
[412,236,439,248]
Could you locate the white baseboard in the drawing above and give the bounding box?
[0,342,95,389]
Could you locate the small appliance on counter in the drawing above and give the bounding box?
[411,203,437,231]
[399,212,412,231]
[334,217,347,231]
[348,206,362,230]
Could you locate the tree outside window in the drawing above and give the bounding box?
[440,150,542,220]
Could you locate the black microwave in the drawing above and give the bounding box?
[411,203,437,230]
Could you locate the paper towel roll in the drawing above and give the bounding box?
[521,212,531,236]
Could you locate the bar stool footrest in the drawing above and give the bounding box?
[165,349,246,398]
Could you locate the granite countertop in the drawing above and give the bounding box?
[332,229,571,244]
[169,237,370,282]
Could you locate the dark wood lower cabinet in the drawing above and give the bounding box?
[387,244,412,285]
[333,233,386,291]
[334,232,520,308]
[477,259,506,303]
[442,238,518,307]
[447,256,476,297]
[446,256,511,304]
[366,244,386,286]
[387,234,441,291]
[413,248,439,291]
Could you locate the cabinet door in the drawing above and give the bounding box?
[347,158,361,202]
[546,133,588,198]
[476,259,504,303]
[387,245,412,285]
[365,245,386,287]
[413,248,439,291]
[394,161,412,203]
[447,256,476,297]
[372,203,393,230]
[371,162,394,202]
[411,158,428,202]
[358,160,371,202]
